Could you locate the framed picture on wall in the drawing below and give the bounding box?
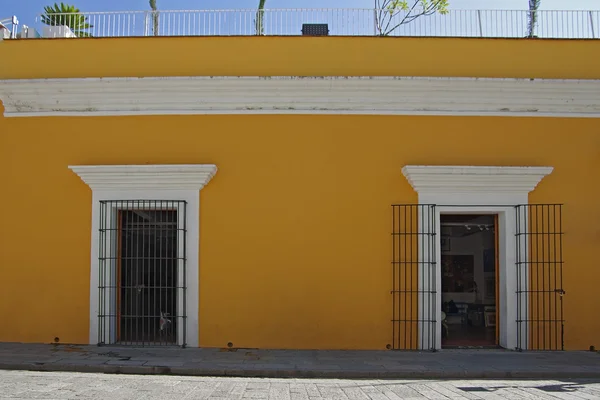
[484,277,495,300]
[483,249,495,272]
[441,254,475,293]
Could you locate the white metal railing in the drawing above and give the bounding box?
[0,16,19,39]
[26,9,600,39]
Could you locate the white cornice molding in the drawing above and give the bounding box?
[69,164,218,191]
[402,165,553,195]
[1,76,599,118]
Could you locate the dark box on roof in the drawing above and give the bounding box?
[301,23,329,36]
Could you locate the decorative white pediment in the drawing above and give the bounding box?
[71,164,214,347]
[69,164,218,191]
[402,165,553,195]
[1,76,600,117]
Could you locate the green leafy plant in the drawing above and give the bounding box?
[255,0,267,35]
[41,2,93,37]
[375,0,449,36]
[527,0,541,38]
[149,0,159,36]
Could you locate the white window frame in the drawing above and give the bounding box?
[402,165,553,351]
[69,164,217,347]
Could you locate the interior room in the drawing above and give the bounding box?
[440,214,497,348]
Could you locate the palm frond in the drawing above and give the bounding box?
[41,2,93,37]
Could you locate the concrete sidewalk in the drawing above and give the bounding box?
[0,343,598,379]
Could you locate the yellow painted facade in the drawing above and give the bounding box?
[0,37,599,351]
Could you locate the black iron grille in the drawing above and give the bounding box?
[391,204,437,350]
[516,204,564,351]
[391,203,565,351]
[98,200,187,347]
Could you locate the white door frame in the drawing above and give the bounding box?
[69,164,217,347]
[403,166,553,351]
[94,194,192,346]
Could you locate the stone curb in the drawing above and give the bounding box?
[2,362,599,380]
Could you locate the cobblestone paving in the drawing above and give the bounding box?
[1,370,600,400]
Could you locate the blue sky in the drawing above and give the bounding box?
[3,0,599,28]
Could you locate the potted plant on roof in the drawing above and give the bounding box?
[41,2,93,37]
[255,0,266,35]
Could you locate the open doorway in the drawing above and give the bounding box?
[441,214,498,348]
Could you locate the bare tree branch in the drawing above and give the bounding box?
[374,0,449,36]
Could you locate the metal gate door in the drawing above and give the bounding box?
[391,204,437,350]
[98,200,187,347]
[516,204,565,351]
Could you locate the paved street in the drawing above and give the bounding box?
[1,370,600,400]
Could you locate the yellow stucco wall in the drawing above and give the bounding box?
[0,37,599,350]
[1,36,600,79]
